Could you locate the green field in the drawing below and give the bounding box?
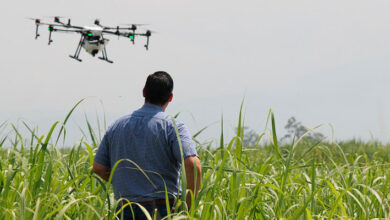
[0,104,389,219]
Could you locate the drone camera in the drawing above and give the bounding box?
[35,19,40,24]
[54,17,60,23]
[131,25,137,30]
[94,19,100,26]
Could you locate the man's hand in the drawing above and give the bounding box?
[93,161,111,182]
[184,155,202,209]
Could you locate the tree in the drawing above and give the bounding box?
[235,126,260,147]
[281,117,324,142]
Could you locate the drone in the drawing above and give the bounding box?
[29,17,152,63]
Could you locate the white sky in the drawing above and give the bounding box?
[1,0,390,144]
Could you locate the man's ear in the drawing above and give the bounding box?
[168,93,173,102]
[143,88,146,98]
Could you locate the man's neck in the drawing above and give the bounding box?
[145,101,168,111]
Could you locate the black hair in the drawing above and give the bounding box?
[144,71,174,105]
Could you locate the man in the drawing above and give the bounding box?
[93,71,201,219]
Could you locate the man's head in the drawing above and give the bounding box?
[143,71,174,106]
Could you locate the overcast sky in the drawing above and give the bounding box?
[1,0,390,144]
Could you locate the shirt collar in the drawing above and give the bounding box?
[141,103,164,112]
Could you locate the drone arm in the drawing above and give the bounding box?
[52,28,82,33]
[40,22,84,29]
[47,28,81,45]
[102,30,119,35]
[102,30,131,38]
[103,27,134,30]
[103,30,151,49]
[66,25,84,29]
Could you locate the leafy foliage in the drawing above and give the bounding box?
[0,104,389,219]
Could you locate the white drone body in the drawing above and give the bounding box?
[80,26,108,57]
[83,38,109,57]
[83,25,104,34]
[30,17,152,63]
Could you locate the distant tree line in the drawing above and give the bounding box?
[235,117,325,147]
[281,117,325,142]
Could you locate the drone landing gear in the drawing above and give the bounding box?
[98,47,113,64]
[69,35,84,62]
[69,55,82,62]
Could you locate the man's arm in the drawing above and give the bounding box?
[94,129,111,182]
[93,161,111,182]
[184,155,202,209]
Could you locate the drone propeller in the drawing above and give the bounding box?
[44,16,65,18]
[36,17,83,29]
[26,17,40,22]
[43,16,65,24]
[141,30,157,35]
[121,23,149,27]
[102,24,145,31]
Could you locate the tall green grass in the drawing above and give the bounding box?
[0,101,389,219]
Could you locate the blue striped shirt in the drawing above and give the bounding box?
[94,103,198,202]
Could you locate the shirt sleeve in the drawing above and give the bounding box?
[94,130,111,167]
[170,120,198,162]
